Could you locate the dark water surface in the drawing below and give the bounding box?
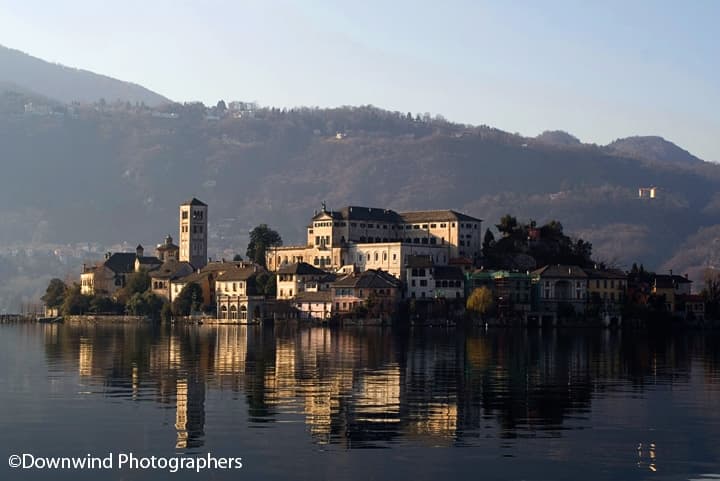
[1,322,719,480]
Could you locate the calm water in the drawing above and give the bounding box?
[1,322,719,481]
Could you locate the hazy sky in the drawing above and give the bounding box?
[1,0,718,161]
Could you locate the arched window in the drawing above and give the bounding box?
[374,252,379,261]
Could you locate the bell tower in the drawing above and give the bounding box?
[179,198,208,269]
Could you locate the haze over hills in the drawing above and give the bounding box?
[0,44,169,106]
[0,47,719,311]
[607,136,705,165]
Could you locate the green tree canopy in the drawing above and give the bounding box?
[254,272,276,297]
[172,282,204,316]
[61,284,91,315]
[116,270,151,303]
[246,224,282,267]
[42,278,67,308]
[126,291,165,319]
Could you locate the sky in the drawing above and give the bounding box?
[1,0,718,161]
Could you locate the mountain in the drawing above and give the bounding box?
[0,45,169,106]
[0,46,717,308]
[607,136,704,165]
[535,130,582,147]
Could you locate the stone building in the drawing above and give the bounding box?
[179,198,208,269]
[266,204,482,274]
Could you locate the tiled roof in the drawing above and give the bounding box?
[332,269,402,289]
[150,261,194,280]
[340,206,401,222]
[278,262,327,276]
[311,206,482,224]
[583,268,627,279]
[399,210,482,223]
[216,267,258,281]
[137,256,162,265]
[103,253,137,274]
[532,265,588,279]
[294,291,333,302]
[181,197,207,206]
[654,274,692,289]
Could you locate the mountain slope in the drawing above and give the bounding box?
[0,45,169,106]
[607,136,704,165]
[535,130,582,147]
[1,103,719,309]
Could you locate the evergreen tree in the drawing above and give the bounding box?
[246,224,282,267]
[41,278,67,308]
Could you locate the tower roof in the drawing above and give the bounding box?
[181,198,207,207]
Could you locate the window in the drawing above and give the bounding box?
[383,252,387,261]
[360,223,366,228]
[420,280,427,287]
[411,280,416,287]
[413,225,420,229]
[405,225,412,230]
[440,223,446,228]
[422,224,428,229]
[430,238,436,245]
[351,223,357,227]
[430,224,437,228]
[374,252,379,261]
[413,238,419,244]
[182,210,188,220]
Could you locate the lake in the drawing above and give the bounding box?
[0,321,719,480]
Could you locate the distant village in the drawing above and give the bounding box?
[46,197,710,326]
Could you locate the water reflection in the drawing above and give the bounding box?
[37,323,720,457]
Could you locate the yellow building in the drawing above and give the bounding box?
[267,204,482,273]
[584,267,627,308]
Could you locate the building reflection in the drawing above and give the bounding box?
[41,322,720,449]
